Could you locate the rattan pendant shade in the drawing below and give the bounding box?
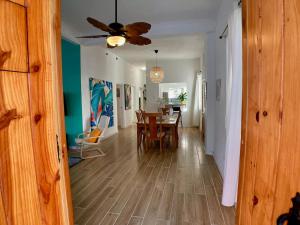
[150,50,164,83]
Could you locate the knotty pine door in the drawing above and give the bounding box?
[237,0,300,225]
[0,0,72,224]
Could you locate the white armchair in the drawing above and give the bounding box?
[75,116,110,159]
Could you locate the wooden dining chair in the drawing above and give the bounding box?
[136,110,144,148]
[173,106,183,127]
[161,107,170,115]
[135,110,143,122]
[175,111,182,147]
[142,112,166,153]
[164,111,181,148]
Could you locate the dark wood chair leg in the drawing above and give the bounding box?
[137,132,141,149]
[145,137,149,152]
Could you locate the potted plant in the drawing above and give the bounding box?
[177,92,187,104]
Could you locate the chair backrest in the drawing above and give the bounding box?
[135,110,143,122]
[161,108,170,115]
[97,115,110,142]
[142,112,163,140]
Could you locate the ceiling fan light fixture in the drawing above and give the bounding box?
[80,0,152,47]
[107,35,126,47]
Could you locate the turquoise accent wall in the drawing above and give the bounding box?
[62,38,83,147]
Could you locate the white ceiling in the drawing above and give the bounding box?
[107,34,205,69]
[61,0,220,68]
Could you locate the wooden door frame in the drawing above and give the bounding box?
[236,0,248,223]
[54,0,74,224]
[236,0,300,224]
[27,0,74,224]
[0,0,73,224]
[26,0,74,225]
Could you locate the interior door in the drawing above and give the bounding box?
[0,0,72,224]
[237,0,300,224]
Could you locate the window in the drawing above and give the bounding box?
[159,83,187,104]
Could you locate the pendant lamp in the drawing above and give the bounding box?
[150,50,164,83]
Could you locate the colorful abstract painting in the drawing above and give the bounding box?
[89,78,114,128]
[124,84,132,110]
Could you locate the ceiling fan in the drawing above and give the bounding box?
[78,0,152,48]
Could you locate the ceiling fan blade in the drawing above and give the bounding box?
[124,22,151,36]
[127,36,152,46]
[77,35,108,38]
[87,17,114,33]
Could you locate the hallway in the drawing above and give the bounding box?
[70,127,235,225]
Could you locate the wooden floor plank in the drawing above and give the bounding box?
[205,184,225,225]
[75,187,114,225]
[170,193,185,225]
[184,194,211,225]
[142,188,163,225]
[114,189,143,225]
[70,127,234,225]
[133,181,156,217]
[158,183,175,220]
[128,217,143,225]
[85,197,116,225]
[98,213,118,225]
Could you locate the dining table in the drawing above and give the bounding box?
[136,114,179,149]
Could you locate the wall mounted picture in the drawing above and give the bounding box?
[89,78,114,128]
[116,87,120,97]
[124,84,132,110]
[143,84,147,102]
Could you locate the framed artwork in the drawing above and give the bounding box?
[124,84,132,110]
[117,87,120,97]
[89,78,114,128]
[143,84,147,102]
[216,79,222,101]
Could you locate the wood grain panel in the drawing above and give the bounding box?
[238,1,262,223]
[236,0,300,224]
[8,0,25,6]
[251,0,284,224]
[272,0,300,222]
[26,0,68,224]
[0,0,27,72]
[0,72,42,225]
[237,0,284,224]
[0,188,8,225]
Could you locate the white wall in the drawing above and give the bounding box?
[213,0,235,177]
[203,32,217,155]
[81,45,146,138]
[145,59,201,127]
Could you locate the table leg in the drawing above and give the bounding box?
[137,127,140,149]
[176,127,179,148]
[172,126,176,149]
